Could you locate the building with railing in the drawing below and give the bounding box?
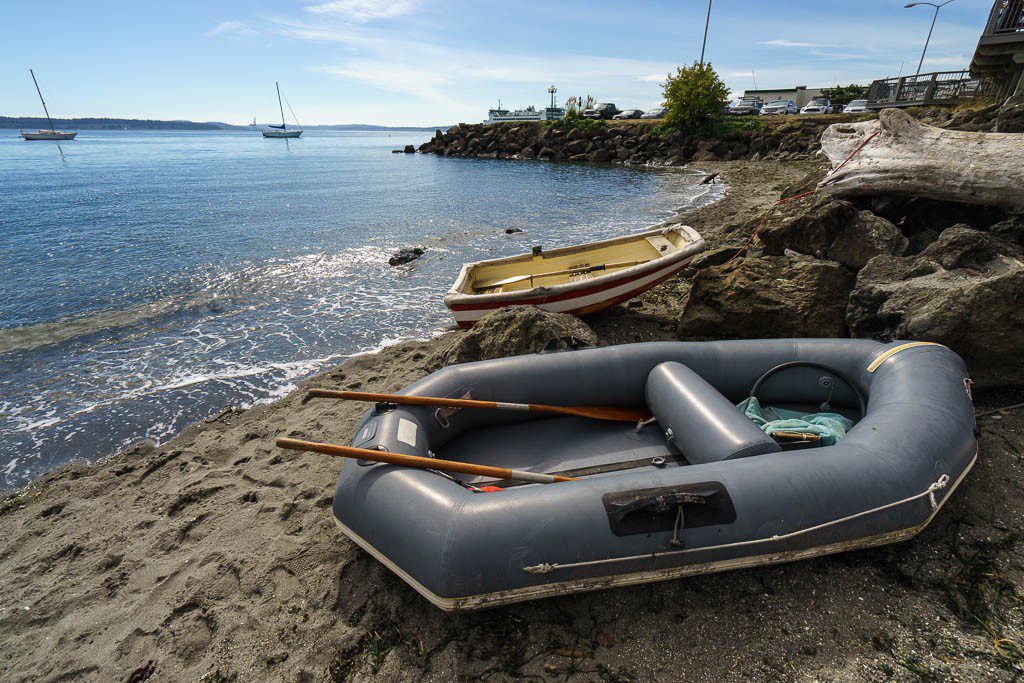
[866,70,992,110]
[970,1,1024,98]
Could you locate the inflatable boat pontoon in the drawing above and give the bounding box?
[330,340,977,610]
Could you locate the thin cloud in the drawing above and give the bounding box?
[760,39,835,48]
[639,74,665,82]
[305,0,421,23]
[205,20,257,37]
[809,50,869,60]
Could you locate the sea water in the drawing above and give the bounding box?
[0,129,722,487]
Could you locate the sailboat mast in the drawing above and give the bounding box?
[29,69,56,133]
[276,81,287,131]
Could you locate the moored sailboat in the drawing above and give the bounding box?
[262,82,303,138]
[21,69,77,141]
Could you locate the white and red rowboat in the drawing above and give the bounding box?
[444,225,704,328]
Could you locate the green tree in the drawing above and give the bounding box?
[661,62,730,132]
[820,84,868,107]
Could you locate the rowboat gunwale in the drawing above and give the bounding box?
[443,224,704,311]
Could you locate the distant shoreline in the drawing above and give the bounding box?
[0,116,448,132]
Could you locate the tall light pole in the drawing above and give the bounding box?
[905,0,956,76]
[700,0,713,66]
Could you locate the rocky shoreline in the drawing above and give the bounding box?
[2,149,1023,680]
[416,100,1024,167]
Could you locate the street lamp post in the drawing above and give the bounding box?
[905,0,956,76]
[700,0,713,66]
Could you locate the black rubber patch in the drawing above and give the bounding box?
[603,482,736,536]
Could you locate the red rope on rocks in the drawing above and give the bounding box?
[702,129,881,272]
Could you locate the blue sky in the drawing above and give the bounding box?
[1,0,996,126]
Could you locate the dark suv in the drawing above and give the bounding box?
[582,103,620,119]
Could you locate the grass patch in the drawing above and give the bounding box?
[364,621,404,672]
[545,115,607,133]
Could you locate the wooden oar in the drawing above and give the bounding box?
[474,259,647,290]
[306,389,651,423]
[771,431,822,443]
[276,437,577,484]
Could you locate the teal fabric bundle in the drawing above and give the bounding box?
[736,397,854,446]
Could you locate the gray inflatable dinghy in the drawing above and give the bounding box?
[332,339,977,610]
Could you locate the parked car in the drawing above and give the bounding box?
[728,97,763,115]
[612,108,644,120]
[844,99,869,114]
[800,98,834,115]
[640,107,666,119]
[582,103,621,119]
[760,99,799,115]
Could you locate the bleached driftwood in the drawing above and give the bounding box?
[817,108,1024,208]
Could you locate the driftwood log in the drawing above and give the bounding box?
[818,108,1024,208]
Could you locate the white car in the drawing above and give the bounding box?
[760,99,799,115]
[800,98,833,115]
[844,99,869,114]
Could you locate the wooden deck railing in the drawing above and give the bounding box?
[866,71,993,110]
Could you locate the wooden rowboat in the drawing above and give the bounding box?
[444,225,704,327]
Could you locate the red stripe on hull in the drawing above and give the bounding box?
[448,257,693,313]
[451,258,692,328]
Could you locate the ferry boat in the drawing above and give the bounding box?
[484,86,565,125]
[485,104,565,125]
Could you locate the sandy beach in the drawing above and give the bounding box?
[2,159,1022,681]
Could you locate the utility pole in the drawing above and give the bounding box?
[905,0,956,76]
[700,0,713,66]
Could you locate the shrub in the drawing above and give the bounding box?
[546,113,605,132]
[661,62,730,133]
[820,84,868,107]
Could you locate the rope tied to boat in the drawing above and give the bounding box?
[522,471,953,575]
[928,474,951,510]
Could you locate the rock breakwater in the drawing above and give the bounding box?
[418,118,839,165]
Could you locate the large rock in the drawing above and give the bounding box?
[847,226,1024,387]
[758,196,858,258]
[677,255,855,339]
[995,95,1024,133]
[758,197,906,269]
[432,306,597,367]
[828,211,908,269]
[388,246,426,266]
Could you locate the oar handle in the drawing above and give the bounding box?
[307,389,506,411]
[276,438,576,484]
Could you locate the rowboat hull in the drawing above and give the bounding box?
[444,225,704,327]
[262,129,302,138]
[22,130,76,140]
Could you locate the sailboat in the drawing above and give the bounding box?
[21,69,77,141]
[262,82,302,138]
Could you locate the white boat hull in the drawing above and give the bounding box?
[22,130,76,140]
[262,129,302,138]
[444,225,705,327]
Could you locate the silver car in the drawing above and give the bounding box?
[640,107,666,119]
[800,98,833,115]
[612,108,644,120]
[760,99,799,115]
[844,99,869,114]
